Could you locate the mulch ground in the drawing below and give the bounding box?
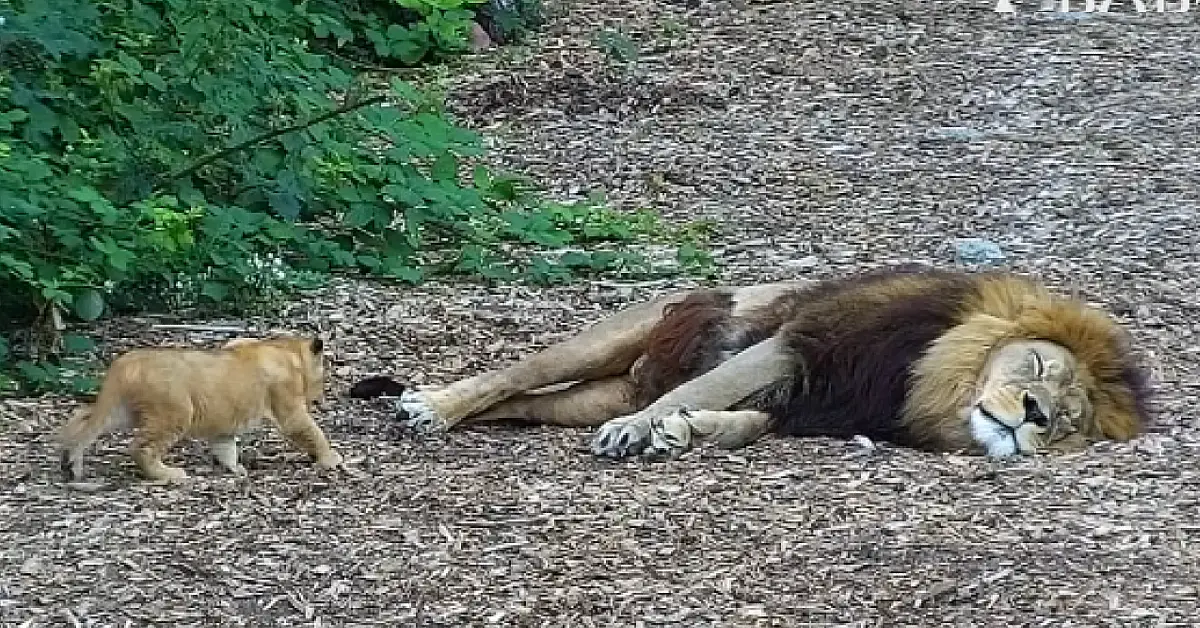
[3,1,1199,626]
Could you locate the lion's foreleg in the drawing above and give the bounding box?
[590,334,794,459]
[639,408,774,459]
[401,291,692,432]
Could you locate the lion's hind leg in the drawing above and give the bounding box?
[468,375,641,427]
[395,291,692,433]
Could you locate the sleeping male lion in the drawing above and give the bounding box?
[353,266,1152,459]
[58,335,343,483]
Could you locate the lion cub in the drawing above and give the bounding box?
[56,335,343,484]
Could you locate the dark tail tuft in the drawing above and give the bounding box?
[350,376,408,399]
[59,450,76,481]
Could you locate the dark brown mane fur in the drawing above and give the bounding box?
[633,292,734,407]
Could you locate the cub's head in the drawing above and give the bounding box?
[969,339,1091,457]
[295,336,326,403]
[224,335,326,403]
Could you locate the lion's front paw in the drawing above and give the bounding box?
[591,415,652,459]
[394,389,447,434]
[642,408,695,460]
[591,407,696,460]
[147,466,190,485]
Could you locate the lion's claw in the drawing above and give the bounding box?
[394,389,447,433]
[591,417,652,459]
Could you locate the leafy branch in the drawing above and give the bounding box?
[160,94,389,188]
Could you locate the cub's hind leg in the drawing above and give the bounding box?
[129,418,192,484]
[208,435,248,476]
[395,290,694,433]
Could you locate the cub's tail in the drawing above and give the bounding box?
[56,381,130,481]
[349,375,408,400]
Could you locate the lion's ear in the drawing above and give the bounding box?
[310,338,324,355]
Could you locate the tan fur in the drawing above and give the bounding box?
[365,269,1147,460]
[903,274,1144,454]
[57,336,341,484]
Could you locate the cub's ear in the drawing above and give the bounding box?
[310,338,324,355]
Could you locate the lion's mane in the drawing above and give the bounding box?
[633,266,1152,453]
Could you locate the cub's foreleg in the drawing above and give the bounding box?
[271,401,343,470]
[591,334,795,459]
[129,418,191,484]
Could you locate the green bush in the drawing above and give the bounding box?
[0,0,712,396]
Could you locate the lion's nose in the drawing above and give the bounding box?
[1023,394,1049,427]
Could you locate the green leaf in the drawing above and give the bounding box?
[201,281,230,302]
[590,251,622,269]
[0,110,29,132]
[62,334,96,354]
[343,204,379,229]
[269,190,302,221]
[41,286,73,305]
[67,186,105,204]
[69,375,99,395]
[431,153,458,181]
[269,170,305,221]
[382,183,424,207]
[142,71,168,92]
[17,361,51,385]
[560,251,592,268]
[73,289,106,321]
[0,254,35,281]
[386,264,424,284]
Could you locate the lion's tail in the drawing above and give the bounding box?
[56,379,131,481]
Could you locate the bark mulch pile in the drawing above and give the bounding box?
[2,1,1199,625]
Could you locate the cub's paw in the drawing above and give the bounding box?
[394,389,447,434]
[148,466,190,485]
[60,451,84,482]
[315,451,345,470]
[226,463,249,477]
